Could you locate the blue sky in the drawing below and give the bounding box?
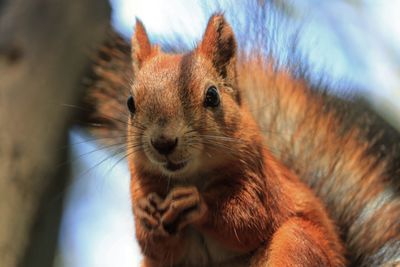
[58,1,400,266]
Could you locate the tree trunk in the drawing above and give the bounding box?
[0,0,110,266]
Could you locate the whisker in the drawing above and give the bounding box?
[77,146,129,179]
[64,135,129,149]
[47,144,129,206]
[104,145,145,178]
[61,103,131,127]
[54,142,127,170]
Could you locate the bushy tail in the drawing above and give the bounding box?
[82,30,131,146]
[232,2,400,265]
[240,59,400,266]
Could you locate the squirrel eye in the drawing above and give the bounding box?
[127,95,136,114]
[204,86,220,107]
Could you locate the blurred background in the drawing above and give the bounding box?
[0,0,399,267]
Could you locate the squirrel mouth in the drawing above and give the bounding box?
[164,160,187,172]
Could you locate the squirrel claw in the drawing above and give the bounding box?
[136,194,162,230]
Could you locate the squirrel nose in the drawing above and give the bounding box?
[151,136,178,155]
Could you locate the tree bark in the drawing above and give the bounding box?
[0,0,110,266]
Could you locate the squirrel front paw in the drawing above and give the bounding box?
[136,193,170,236]
[158,186,208,235]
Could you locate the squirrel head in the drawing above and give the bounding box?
[128,14,248,178]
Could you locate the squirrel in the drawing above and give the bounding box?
[82,5,400,267]
[126,14,345,267]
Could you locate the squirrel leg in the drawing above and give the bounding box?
[134,193,185,266]
[250,217,345,267]
[137,187,208,267]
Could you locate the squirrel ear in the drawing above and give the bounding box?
[198,14,237,80]
[131,19,153,73]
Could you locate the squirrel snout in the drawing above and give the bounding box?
[151,136,178,155]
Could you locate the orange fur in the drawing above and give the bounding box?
[84,5,400,267]
[127,14,345,267]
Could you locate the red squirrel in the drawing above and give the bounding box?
[125,14,345,267]
[84,5,400,267]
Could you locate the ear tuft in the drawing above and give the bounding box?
[198,14,237,79]
[131,19,153,72]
